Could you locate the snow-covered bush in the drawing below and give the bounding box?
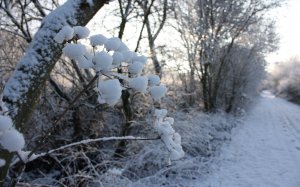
[58,26,170,108]
[268,58,300,103]
[0,26,184,186]
[154,109,184,161]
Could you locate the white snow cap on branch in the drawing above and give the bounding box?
[97,79,122,106]
[93,51,113,72]
[149,85,167,101]
[129,76,148,93]
[117,41,129,52]
[154,109,184,161]
[54,25,74,43]
[122,51,136,63]
[128,61,144,75]
[73,26,90,39]
[148,75,160,86]
[62,43,87,60]
[0,100,25,153]
[90,34,108,47]
[0,128,25,152]
[0,158,5,167]
[133,55,147,64]
[0,115,13,132]
[105,37,121,51]
[112,51,124,67]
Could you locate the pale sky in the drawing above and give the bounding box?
[266,0,300,64]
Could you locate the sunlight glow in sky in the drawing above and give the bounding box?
[266,0,300,64]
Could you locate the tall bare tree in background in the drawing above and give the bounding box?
[174,0,280,112]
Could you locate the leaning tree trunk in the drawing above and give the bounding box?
[0,0,110,185]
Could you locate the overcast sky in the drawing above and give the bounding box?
[266,0,300,64]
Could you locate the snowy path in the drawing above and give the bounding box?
[202,91,300,187]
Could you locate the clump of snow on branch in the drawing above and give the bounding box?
[58,26,169,105]
[149,85,168,101]
[148,75,160,86]
[62,43,87,60]
[90,34,108,47]
[54,25,74,43]
[0,129,25,152]
[0,115,13,132]
[129,76,148,93]
[0,97,25,153]
[0,158,5,167]
[105,37,121,51]
[97,79,122,106]
[93,51,113,72]
[154,109,184,161]
[73,26,90,39]
[112,51,124,67]
[129,61,144,75]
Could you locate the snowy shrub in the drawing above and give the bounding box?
[59,26,169,105]
[3,26,184,186]
[154,109,184,161]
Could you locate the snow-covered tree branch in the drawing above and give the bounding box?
[0,0,111,184]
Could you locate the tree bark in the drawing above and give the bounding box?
[0,0,110,185]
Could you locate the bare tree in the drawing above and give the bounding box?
[174,0,281,112]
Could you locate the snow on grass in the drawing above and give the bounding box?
[111,109,237,187]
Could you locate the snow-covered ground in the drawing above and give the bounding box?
[201,91,300,187]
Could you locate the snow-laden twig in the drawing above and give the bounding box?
[13,136,160,165]
[154,109,185,162]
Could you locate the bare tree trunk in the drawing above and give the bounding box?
[0,0,110,184]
